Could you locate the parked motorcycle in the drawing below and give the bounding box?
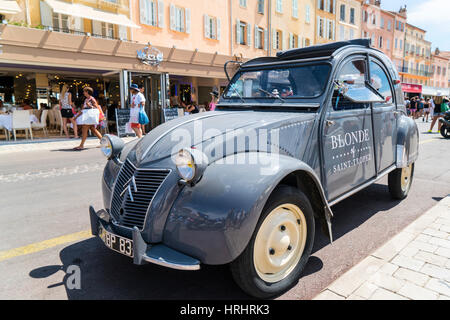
[439,111,450,139]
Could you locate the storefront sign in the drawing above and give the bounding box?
[163,107,179,123]
[401,83,422,94]
[137,45,163,66]
[115,109,136,138]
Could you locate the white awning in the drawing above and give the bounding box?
[0,0,21,14]
[44,0,140,28]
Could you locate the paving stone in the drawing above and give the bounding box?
[369,288,409,300]
[400,246,419,257]
[404,216,436,235]
[428,237,450,249]
[425,278,450,297]
[429,223,443,231]
[422,228,448,239]
[439,224,450,233]
[391,255,425,272]
[435,247,450,259]
[346,294,365,300]
[398,283,439,300]
[378,262,399,275]
[435,218,450,227]
[414,250,448,267]
[409,240,438,253]
[353,282,379,299]
[420,263,450,280]
[327,256,385,297]
[415,234,432,243]
[372,232,416,261]
[393,268,430,287]
[313,290,345,300]
[369,273,406,292]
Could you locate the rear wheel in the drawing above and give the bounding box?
[388,163,414,199]
[440,125,450,139]
[230,185,315,298]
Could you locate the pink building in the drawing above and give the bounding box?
[430,49,449,90]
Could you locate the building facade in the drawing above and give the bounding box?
[390,6,406,73]
[336,0,362,41]
[430,49,449,91]
[315,0,336,45]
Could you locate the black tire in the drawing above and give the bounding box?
[230,185,315,299]
[440,125,450,139]
[388,163,415,200]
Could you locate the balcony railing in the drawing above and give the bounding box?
[399,67,432,77]
[43,26,123,41]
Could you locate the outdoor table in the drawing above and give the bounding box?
[0,114,39,131]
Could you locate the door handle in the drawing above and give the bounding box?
[326,120,335,127]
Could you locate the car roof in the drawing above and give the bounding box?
[241,39,378,68]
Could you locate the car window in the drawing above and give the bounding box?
[332,59,368,111]
[223,64,331,99]
[369,61,393,104]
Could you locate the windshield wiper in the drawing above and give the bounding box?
[229,85,245,103]
[258,88,285,103]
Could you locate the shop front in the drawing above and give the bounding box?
[401,83,422,98]
[0,24,231,135]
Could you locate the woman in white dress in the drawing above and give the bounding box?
[59,84,79,139]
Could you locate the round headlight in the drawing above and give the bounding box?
[175,149,196,181]
[100,134,125,160]
[100,136,113,158]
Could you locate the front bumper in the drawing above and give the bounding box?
[89,206,200,271]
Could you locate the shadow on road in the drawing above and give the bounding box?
[29,182,406,300]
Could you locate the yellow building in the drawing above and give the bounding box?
[315,0,336,44]
[270,0,314,55]
[335,0,361,41]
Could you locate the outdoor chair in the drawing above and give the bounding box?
[12,110,33,141]
[48,109,56,131]
[0,124,9,141]
[31,109,49,137]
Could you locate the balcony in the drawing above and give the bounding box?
[43,25,122,41]
[399,67,432,77]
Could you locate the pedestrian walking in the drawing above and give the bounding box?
[59,84,79,139]
[73,87,103,150]
[209,89,219,111]
[138,85,149,135]
[428,94,445,133]
[417,97,424,119]
[128,84,145,138]
[409,97,417,119]
[423,98,431,122]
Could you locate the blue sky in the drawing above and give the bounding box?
[381,0,450,51]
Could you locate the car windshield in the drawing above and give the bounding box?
[223,64,331,100]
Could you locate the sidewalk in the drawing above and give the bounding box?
[314,195,450,300]
[0,136,136,154]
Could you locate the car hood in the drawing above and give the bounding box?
[129,110,317,167]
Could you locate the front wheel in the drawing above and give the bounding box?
[440,125,450,139]
[388,163,414,199]
[230,185,315,299]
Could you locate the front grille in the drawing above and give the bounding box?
[110,160,170,229]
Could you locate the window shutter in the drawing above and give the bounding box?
[139,0,146,25]
[289,33,292,49]
[316,17,320,37]
[158,1,164,28]
[282,31,286,50]
[272,28,276,49]
[264,29,268,51]
[217,18,221,40]
[151,1,157,26]
[332,0,336,14]
[185,8,191,33]
[40,1,53,28]
[254,25,258,48]
[74,17,83,32]
[332,20,335,40]
[92,20,102,36]
[236,19,241,44]
[169,4,175,30]
[293,0,298,18]
[119,25,127,40]
[247,23,251,46]
[204,14,209,38]
[317,0,320,9]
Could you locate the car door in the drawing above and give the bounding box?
[322,56,377,201]
[369,58,397,173]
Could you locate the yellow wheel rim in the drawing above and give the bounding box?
[253,203,307,283]
[400,164,412,192]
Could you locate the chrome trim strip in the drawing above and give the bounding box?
[142,254,200,271]
[217,103,321,108]
[242,56,332,68]
[328,164,397,207]
[140,112,241,159]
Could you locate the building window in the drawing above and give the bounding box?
[140,0,162,27]
[339,25,345,40]
[238,21,247,45]
[349,28,354,40]
[318,0,325,11]
[239,0,247,7]
[317,17,324,38]
[340,4,345,22]
[257,0,264,14]
[204,15,220,40]
[350,8,355,24]
[276,30,282,49]
[292,0,298,18]
[255,26,265,49]
[372,13,376,25]
[328,19,334,40]
[386,39,390,50]
[170,5,190,33]
[276,0,283,13]
[387,20,391,31]
[289,33,298,48]
[379,36,383,48]
[305,5,310,23]
[52,12,69,32]
[395,38,398,49]
[380,17,384,29]
[400,39,403,50]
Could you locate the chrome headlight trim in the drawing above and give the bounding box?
[101,134,125,160]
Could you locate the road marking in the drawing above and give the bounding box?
[419,138,441,145]
[0,230,92,263]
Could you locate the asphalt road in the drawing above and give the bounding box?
[0,120,449,300]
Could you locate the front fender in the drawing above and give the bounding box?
[396,115,419,167]
[162,152,328,265]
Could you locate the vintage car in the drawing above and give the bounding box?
[90,39,419,298]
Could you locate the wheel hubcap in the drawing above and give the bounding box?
[253,204,307,283]
[400,164,412,192]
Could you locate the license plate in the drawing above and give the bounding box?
[99,225,134,258]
